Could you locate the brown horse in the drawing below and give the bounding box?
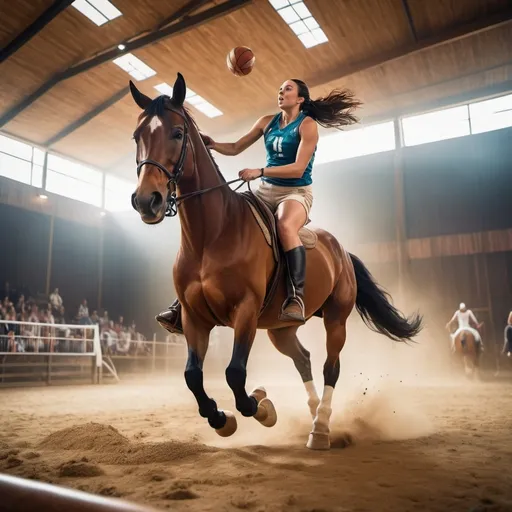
[130,74,422,450]
[453,328,482,379]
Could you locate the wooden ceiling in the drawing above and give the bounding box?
[1,0,511,178]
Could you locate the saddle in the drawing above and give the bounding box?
[241,192,318,251]
[240,191,318,317]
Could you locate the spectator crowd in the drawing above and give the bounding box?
[0,281,149,355]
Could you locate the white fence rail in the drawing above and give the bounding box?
[0,319,102,367]
[0,320,104,386]
[0,321,199,386]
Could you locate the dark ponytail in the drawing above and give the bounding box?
[291,79,361,130]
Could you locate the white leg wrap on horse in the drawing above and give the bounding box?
[307,385,334,450]
[304,380,320,419]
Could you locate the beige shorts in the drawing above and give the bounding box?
[254,181,313,218]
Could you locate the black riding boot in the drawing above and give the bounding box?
[279,246,306,323]
[156,298,183,335]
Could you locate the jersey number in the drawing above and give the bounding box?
[273,136,283,155]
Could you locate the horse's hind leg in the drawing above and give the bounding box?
[183,317,237,437]
[308,283,354,450]
[474,345,482,381]
[268,326,320,418]
[463,355,475,378]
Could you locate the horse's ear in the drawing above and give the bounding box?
[171,73,186,107]
[129,80,152,110]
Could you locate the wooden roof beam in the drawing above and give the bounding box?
[0,0,252,128]
[156,0,211,30]
[400,0,418,42]
[0,0,75,64]
[44,87,129,148]
[308,7,512,89]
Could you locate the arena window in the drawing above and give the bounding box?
[401,105,471,147]
[315,121,395,165]
[469,93,512,135]
[32,148,45,188]
[46,154,103,207]
[104,173,135,212]
[0,135,44,187]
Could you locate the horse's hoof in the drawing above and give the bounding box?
[215,411,237,437]
[306,432,331,450]
[250,386,267,403]
[250,388,277,428]
[254,397,278,427]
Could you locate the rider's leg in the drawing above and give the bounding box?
[471,327,483,350]
[276,200,308,323]
[450,331,458,352]
[156,298,183,335]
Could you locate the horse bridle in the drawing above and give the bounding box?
[134,107,189,217]
[134,106,244,217]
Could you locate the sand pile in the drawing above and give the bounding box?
[39,423,130,451]
[98,439,219,465]
[59,460,105,477]
[39,422,219,465]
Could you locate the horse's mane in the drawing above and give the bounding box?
[183,107,227,185]
[145,95,227,185]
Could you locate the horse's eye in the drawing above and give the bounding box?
[173,131,183,140]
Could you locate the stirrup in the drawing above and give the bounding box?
[279,296,305,323]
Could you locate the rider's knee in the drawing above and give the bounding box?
[276,219,297,242]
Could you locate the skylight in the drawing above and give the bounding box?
[268,0,328,48]
[72,0,122,26]
[113,54,156,81]
[154,83,223,118]
[154,83,174,96]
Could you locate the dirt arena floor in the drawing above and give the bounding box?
[1,323,512,512]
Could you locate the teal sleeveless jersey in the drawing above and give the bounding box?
[262,112,316,187]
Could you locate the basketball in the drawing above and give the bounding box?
[227,46,255,77]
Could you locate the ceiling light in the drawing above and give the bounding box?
[154,83,223,118]
[72,0,122,26]
[113,53,156,81]
[154,83,174,96]
[268,0,328,48]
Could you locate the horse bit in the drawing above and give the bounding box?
[134,107,244,218]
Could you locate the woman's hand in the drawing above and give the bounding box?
[238,168,263,182]
[200,133,215,149]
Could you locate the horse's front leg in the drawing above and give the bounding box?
[183,311,237,437]
[225,296,277,428]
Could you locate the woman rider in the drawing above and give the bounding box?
[157,78,360,333]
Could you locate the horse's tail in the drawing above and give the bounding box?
[349,253,422,342]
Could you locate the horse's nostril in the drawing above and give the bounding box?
[150,192,163,213]
[131,192,138,211]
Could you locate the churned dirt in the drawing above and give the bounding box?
[1,322,511,511]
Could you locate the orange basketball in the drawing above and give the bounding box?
[227,46,255,77]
